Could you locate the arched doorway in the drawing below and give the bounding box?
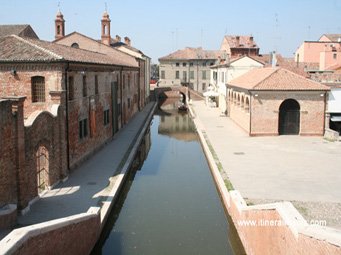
[279,99,300,135]
[36,146,49,193]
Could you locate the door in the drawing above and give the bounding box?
[279,99,300,135]
[111,81,119,134]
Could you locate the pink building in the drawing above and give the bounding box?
[295,34,341,70]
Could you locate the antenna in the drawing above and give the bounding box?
[308,25,311,40]
[105,2,108,12]
[201,28,203,47]
[273,13,281,52]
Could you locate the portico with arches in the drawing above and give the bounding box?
[227,67,330,136]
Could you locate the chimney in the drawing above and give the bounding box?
[55,11,65,40]
[101,11,111,45]
[250,36,254,45]
[124,36,131,46]
[115,35,121,42]
[236,36,240,46]
[271,51,277,68]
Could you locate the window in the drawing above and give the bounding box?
[175,71,180,79]
[183,71,187,81]
[183,63,187,67]
[82,75,87,97]
[161,70,165,79]
[123,75,125,89]
[128,75,131,89]
[95,75,99,95]
[128,98,131,109]
[68,76,74,100]
[202,70,207,80]
[210,62,214,66]
[189,62,194,67]
[57,25,60,35]
[176,63,180,67]
[103,109,110,126]
[31,76,45,102]
[333,53,337,60]
[117,103,121,116]
[202,83,206,91]
[79,118,88,140]
[190,71,194,79]
[213,72,217,81]
[71,43,79,49]
[202,62,207,67]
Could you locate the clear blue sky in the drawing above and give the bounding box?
[1,0,340,63]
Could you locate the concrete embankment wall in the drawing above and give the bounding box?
[190,106,341,255]
[0,103,157,255]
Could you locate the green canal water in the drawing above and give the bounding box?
[92,100,245,255]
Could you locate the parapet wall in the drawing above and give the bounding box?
[0,207,101,255]
[193,111,341,255]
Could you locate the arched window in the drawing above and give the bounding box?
[237,94,240,105]
[71,43,79,49]
[31,76,45,102]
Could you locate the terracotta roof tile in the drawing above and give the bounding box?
[0,24,38,39]
[322,34,341,42]
[0,35,138,67]
[228,67,330,91]
[159,47,223,60]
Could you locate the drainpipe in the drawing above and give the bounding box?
[64,62,70,171]
[120,67,123,127]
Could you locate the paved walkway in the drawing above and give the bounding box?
[191,99,341,203]
[17,102,155,227]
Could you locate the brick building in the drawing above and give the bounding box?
[0,27,141,223]
[220,35,260,58]
[227,67,329,136]
[54,11,150,110]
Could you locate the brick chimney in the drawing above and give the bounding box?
[236,36,240,47]
[55,11,65,40]
[101,11,111,45]
[124,36,131,46]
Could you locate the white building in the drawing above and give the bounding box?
[209,55,264,113]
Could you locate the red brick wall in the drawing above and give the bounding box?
[229,103,250,133]
[250,92,326,136]
[10,213,100,255]
[21,108,66,209]
[0,100,18,207]
[0,64,64,119]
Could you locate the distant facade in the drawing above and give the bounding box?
[210,55,264,113]
[226,68,329,136]
[220,35,259,58]
[295,34,341,70]
[158,47,223,93]
[295,34,341,134]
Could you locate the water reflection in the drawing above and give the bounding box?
[157,98,197,142]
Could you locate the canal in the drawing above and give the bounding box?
[92,99,245,255]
